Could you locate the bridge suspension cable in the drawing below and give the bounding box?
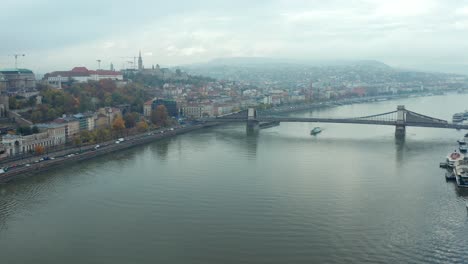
[352,110,398,122]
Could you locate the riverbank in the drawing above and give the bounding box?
[0,122,219,183]
[258,92,441,116]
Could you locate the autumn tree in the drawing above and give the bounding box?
[137,120,149,132]
[34,145,45,155]
[151,105,169,127]
[112,116,126,136]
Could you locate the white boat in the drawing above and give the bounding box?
[310,127,322,135]
[447,151,464,166]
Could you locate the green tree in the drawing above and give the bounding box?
[123,112,137,128]
[96,128,111,142]
[80,130,94,143]
[9,97,18,109]
[17,126,32,135]
[32,125,39,134]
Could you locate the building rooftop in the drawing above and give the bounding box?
[35,123,66,129]
[0,68,34,74]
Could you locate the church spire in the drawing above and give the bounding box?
[138,50,143,71]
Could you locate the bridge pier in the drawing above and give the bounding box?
[395,105,406,138]
[395,125,406,138]
[246,120,260,132]
[246,107,259,132]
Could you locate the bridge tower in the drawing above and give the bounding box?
[246,107,259,132]
[395,105,406,137]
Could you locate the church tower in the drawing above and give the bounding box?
[138,50,143,70]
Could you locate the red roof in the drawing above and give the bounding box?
[71,67,89,73]
[45,67,122,78]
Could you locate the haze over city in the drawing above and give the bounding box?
[3,0,468,73]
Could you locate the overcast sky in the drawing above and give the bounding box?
[2,0,468,73]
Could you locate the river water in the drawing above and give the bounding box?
[1,93,468,263]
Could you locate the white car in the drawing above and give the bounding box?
[115,141,120,144]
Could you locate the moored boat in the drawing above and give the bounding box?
[447,151,464,166]
[460,145,468,153]
[453,160,468,188]
[445,169,456,180]
[453,113,464,123]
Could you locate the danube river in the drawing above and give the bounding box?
[1,93,468,263]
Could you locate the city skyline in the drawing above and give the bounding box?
[2,0,468,73]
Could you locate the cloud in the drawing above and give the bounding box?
[2,0,468,73]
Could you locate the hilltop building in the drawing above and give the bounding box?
[136,52,189,81]
[44,67,123,88]
[0,68,36,91]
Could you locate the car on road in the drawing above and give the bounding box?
[115,141,120,144]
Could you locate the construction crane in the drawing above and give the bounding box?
[119,56,137,70]
[10,53,26,68]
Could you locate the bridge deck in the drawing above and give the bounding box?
[212,117,468,130]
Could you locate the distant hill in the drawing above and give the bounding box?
[191,57,392,69]
[180,57,463,89]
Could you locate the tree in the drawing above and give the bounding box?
[137,120,149,132]
[9,97,18,109]
[34,145,45,155]
[96,128,111,142]
[32,126,39,134]
[151,105,169,127]
[112,116,126,134]
[17,126,32,136]
[123,112,137,128]
[72,136,81,146]
[80,130,94,143]
[31,111,43,123]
